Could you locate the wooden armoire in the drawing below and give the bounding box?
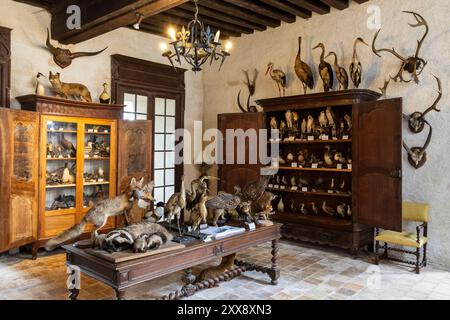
[218,90,402,255]
[0,95,152,257]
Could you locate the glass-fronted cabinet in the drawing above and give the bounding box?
[40,116,117,238]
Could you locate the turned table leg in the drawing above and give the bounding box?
[270,239,280,285]
[67,264,81,300]
[116,289,126,300]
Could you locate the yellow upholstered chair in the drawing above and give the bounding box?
[374,202,429,274]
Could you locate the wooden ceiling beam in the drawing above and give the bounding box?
[223,0,296,23]
[180,2,267,32]
[198,0,281,28]
[320,0,349,10]
[286,0,330,15]
[50,0,189,44]
[258,0,312,19]
[165,7,252,35]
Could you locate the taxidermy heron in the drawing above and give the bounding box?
[313,43,334,92]
[164,176,186,236]
[266,62,287,97]
[295,37,314,94]
[326,51,349,90]
[349,37,368,88]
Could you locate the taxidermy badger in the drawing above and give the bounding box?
[94,221,173,253]
[48,71,92,102]
[45,177,154,251]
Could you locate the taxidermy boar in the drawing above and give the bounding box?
[48,71,92,102]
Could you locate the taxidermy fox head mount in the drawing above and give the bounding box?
[46,28,108,69]
[127,177,155,209]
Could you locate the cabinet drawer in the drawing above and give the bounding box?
[281,223,352,249]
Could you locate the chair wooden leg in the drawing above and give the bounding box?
[374,240,380,265]
[415,248,421,274]
[423,244,427,267]
[383,243,388,259]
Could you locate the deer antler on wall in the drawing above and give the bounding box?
[237,69,258,113]
[46,29,108,69]
[403,76,443,169]
[372,11,428,84]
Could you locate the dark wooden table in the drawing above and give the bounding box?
[64,223,282,300]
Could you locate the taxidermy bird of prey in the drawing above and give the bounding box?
[240,175,272,203]
[46,29,108,69]
[206,192,241,211]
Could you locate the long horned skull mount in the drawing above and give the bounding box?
[409,76,442,133]
[372,11,429,84]
[46,29,108,69]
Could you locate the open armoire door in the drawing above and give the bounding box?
[117,120,153,224]
[218,112,265,193]
[0,108,39,252]
[353,98,403,231]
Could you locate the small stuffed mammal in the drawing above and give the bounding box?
[48,71,92,102]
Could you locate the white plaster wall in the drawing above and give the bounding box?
[0,0,203,182]
[203,0,450,268]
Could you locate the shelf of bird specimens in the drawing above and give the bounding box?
[267,166,352,173]
[46,183,77,189]
[266,187,351,198]
[268,138,352,144]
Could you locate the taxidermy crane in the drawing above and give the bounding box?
[313,43,334,92]
[266,63,287,97]
[238,69,258,113]
[164,176,186,236]
[295,37,314,94]
[186,176,219,210]
[46,29,108,69]
[349,37,368,88]
[326,51,349,90]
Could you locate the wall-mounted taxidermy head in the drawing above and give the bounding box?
[46,29,108,69]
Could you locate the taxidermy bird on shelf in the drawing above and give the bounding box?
[326,107,336,127]
[35,72,46,95]
[164,176,186,236]
[266,62,287,97]
[313,43,334,92]
[60,134,76,157]
[322,201,336,216]
[99,83,111,104]
[311,202,319,215]
[237,69,258,113]
[349,37,368,88]
[326,52,349,90]
[295,37,314,94]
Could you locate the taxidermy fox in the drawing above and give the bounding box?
[48,71,92,102]
[45,177,155,251]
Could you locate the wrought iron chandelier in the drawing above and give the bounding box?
[160,0,232,72]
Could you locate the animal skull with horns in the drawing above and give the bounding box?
[372,11,429,84]
[46,29,108,69]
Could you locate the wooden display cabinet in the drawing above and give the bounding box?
[218,90,403,256]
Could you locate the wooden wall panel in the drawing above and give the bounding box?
[0,27,11,109]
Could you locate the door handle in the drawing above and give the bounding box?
[389,169,402,179]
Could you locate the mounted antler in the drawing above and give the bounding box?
[379,78,391,98]
[372,11,428,84]
[237,69,258,113]
[403,119,432,169]
[409,76,442,133]
[46,28,108,69]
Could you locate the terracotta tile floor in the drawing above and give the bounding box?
[1,240,450,300]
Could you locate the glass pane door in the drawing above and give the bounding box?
[45,120,77,211]
[123,93,149,120]
[83,123,111,208]
[153,97,176,204]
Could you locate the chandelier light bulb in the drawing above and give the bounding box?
[224,41,233,52]
[168,27,177,41]
[160,42,168,52]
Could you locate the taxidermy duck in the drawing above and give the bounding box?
[300,203,308,215]
[266,62,287,97]
[313,43,334,92]
[325,52,349,90]
[337,203,347,218]
[295,37,314,94]
[349,37,368,88]
[35,72,46,96]
[311,202,319,215]
[290,177,297,187]
[99,83,111,104]
[164,176,186,236]
[322,201,336,216]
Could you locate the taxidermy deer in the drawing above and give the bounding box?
[372,11,428,84]
[237,69,258,113]
[46,29,108,69]
[45,178,155,251]
[49,71,92,102]
[403,76,442,169]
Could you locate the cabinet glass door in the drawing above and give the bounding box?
[44,120,78,212]
[83,123,112,208]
